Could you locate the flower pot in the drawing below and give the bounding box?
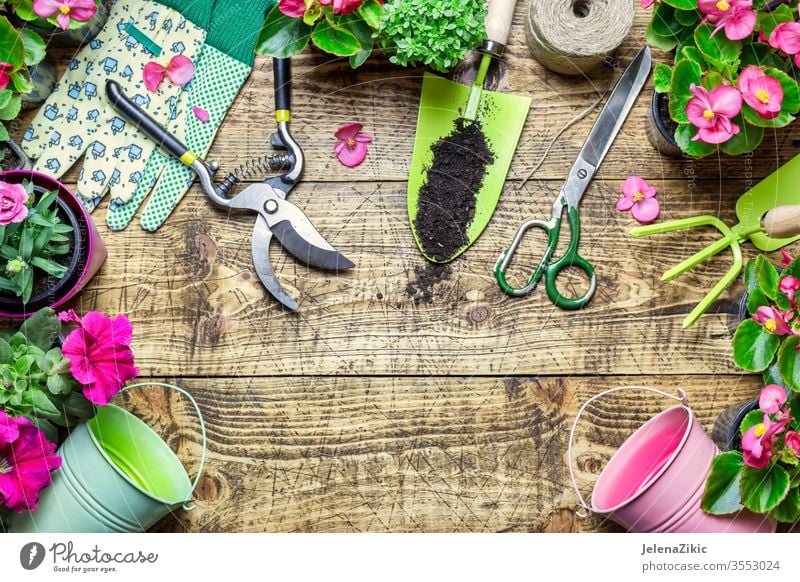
[9,383,206,533]
[0,170,106,318]
[645,91,683,158]
[0,140,28,172]
[20,57,58,111]
[569,386,775,532]
[8,2,109,48]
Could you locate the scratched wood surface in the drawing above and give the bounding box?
[22,4,800,532]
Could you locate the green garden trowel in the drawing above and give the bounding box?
[407,0,531,263]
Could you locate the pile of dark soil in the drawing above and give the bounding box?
[414,118,494,261]
[405,263,452,305]
[0,142,23,172]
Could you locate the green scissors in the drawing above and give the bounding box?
[494,46,652,309]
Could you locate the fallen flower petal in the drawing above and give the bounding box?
[334,122,372,168]
[192,106,210,122]
[165,55,195,87]
[617,176,659,224]
[143,61,166,93]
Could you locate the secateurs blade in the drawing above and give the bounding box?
[106,59,354,311]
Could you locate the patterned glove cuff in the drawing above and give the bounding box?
[154,0,215,30]
[206,0,276,66]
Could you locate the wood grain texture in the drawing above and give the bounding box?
[120,375,765,533]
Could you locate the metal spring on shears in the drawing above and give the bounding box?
[230,153,292,182]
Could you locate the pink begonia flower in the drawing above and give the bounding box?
[0,181,28,225]
[738,66,783,120]
[753,305,793,335]
[698,0,756,40]
[33,0,97,31]
[757,28,767,43]
[780,275,800,302]
[143,55,195,93]
[319,0,380,15]
[785,430,800,456]
[686,83,741,144]
[742,414,787,469]
[59,310,139,406]
[759,384,787,414]
[781,248,795,268]
[0,410,61,513]
[278,0,306,17]
[0,63,13,90]
[616,176,660,223]
[334,122,372,168]
[192,106,209,123]
[769,22,800,67]
[640,0,657,7]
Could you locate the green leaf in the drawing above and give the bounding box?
[740,42,788,71]
[358,0,382,29]
[256,6,311,58]
[674,7,700,26]
[770,487,800,522]
[663,0,698,8]
[10,68,32,94]
[669,58,703,122]
[674,122,717,157]
[765,361,788,390]
[678,46,706,68]
[312,20,362,56]
[32,418,58,444]
[19,28,45,67]
[19,227,32,261]
[302,3,323,26]
[31,257,66,278]
[61,390,96,423]
[0,338,12,365]
[779,335,800,391]
[740,409,765,437]
[719,118,764,156]
[652,3,683,38]
[741,463,790,513]
[756,254,779,298]
[646,19,679,52]
[747,287,770,314]
[0,123,9,143]
[694,23,741,74]
[653,63,672,93]
[46,373,70,395]
[701,70,725,90]
[22,389,61,419]
[18,307,60,351]
[0,16,25,70]
[758,4,793,40]
[702,451,745,514]
[0,89,13,111]
[0,94,21,122]
[733,319,781,372]
[350,50,370,68]
[744,257,759,291]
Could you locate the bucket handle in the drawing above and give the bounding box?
[119,382,207,511]
[567,386,689,518]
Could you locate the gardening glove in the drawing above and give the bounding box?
[105,0,276,231]
[21,0,213,212]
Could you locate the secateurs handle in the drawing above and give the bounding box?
[274,58,291,112]
[762,205,800,239]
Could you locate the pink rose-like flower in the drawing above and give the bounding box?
[60,310,139,406]
[770,22,800,67]
[785,430,800,456]
[143,55,195,93]
[686,83,742,144]
[742,414,787,469]
[780,275,800,302]
[753,305,794,335]
[0,181,29,225]
[738,66,783,120]
[759,384,787,414]
[698,0,756,40]
[616,176,660,223]
[334,122,373,168]
[0,410,61,513]
[278,0,306,17]
[0,63,13,90]
[33,0,97,30]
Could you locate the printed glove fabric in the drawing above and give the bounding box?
[106,0,276,232]
[22,0,213,213]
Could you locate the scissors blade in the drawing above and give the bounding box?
[579,46,652,169]
[268,198,356,271]
[252,215,299,311]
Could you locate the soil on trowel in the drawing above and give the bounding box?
[405,263,452,305]
[414,118,495,261]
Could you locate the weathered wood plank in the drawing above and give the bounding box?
[62,178,797,377]
[129,374,764,533]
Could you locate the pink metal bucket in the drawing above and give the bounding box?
[0,170,106,318]
[568,387,775,533]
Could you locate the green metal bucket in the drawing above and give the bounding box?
[9,383,206,533]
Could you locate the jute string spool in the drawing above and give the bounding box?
[526,0,634,75]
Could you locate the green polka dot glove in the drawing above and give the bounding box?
[22,0,213,213]
[106,0,276,231]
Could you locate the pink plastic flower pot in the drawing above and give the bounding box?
[0,170,106,318]
[569,387,776,533]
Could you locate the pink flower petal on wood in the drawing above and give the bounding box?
[335,141,368,168]
[631,197,660,223]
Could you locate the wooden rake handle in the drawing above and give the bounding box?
[485,0,519,47]
[762,205,800,239]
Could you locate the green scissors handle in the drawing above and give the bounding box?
[494,205,597,309]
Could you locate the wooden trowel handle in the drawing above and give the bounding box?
[485,0,519,48]
[762,205,800,239]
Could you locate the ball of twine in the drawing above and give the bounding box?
[526,0,634,75]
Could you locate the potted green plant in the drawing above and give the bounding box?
[643,0,800,157]
[4,0,108,47]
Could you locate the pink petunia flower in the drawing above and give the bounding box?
[769,22,800,68]
[742,414,787,469]
[334,123,372,168]
[0,63,13,90]
[780,275,800,302]
[738,66,783,120]
[143,55,195,93]
[0,410,61,513]
[0,181,28,225]
[753,305,794,335]
[759,384,787,414]
[59,310,139,406]
[698,0,756,40]
[616,176,660,223]
[686,83,742,144]
[33,0,97,31]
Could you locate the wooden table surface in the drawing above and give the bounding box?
[29,5,800,532]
